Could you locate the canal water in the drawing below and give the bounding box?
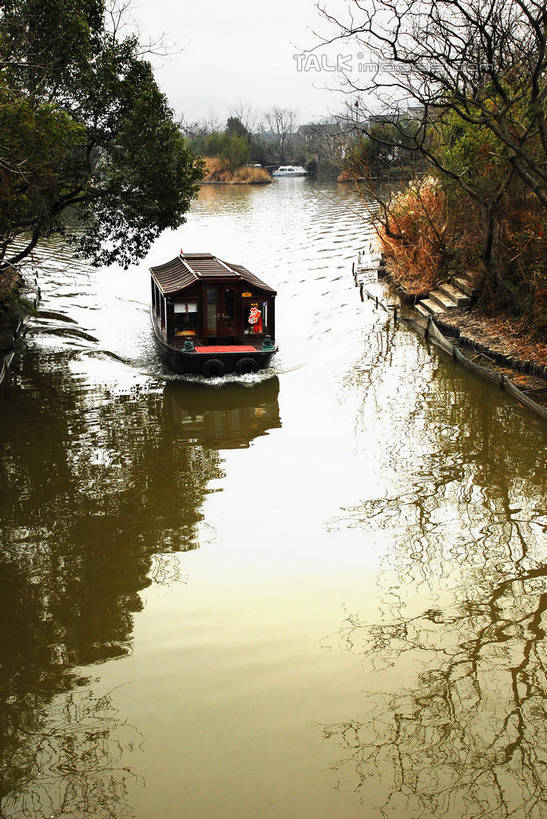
[0,179,545,819]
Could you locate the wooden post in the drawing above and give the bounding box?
[359,282,364,302]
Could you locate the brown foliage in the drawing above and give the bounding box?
[495,199,547,336]
[337,168,365,182]
[202,157,271,184]
[379,178,546,338]
[378,178,451,297]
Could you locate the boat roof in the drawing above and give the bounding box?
[150,253,276,295]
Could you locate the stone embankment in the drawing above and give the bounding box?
[412,271,547,381]
[362,254,547,415]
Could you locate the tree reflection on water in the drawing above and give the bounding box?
[2,687,142,819]
[323,566,546,817]
[325,328,546,818]
[0,352,280,816]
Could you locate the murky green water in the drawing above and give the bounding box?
[0,179,545,818]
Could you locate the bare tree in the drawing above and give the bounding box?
[313,0,546,267]
[106,0,179,57]
[297,117,355,168]
[265,107,297,163]
[229,102,259,135]
[315,0,545,200]
[179,117,211,140]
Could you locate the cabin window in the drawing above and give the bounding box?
[244,300,268,335]
[173,300,199,336]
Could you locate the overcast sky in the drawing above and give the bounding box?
[130,0,352,127]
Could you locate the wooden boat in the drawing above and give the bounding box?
[150,252,278,376]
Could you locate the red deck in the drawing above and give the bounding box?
[194,345,257,354]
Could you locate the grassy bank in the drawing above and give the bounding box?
[202,157,271,185]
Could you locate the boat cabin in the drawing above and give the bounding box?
[150,252,277,375]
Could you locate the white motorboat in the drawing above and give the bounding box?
[272,165,308,177]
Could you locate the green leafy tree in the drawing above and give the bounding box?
[0,0,203,268]
[225,116,249,141]
[437,110,545,325]
[0,82,86,258]
[222,133,249,172]
[198,131,227,156]
[249,137,266,165]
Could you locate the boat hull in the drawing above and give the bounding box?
[151,312,276,376]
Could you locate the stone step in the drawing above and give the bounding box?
[429,289,459,310]
[415,303,432,320]
[419,298,445,316]
[452,275,478,298]
[437,282,471,306]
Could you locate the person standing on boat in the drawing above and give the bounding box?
[248,305,263,334]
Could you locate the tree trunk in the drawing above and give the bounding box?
[483,204,496,268]
[1,229,41,269]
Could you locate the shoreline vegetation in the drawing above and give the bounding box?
[0,1,202,273]
[375,244,547,400]
[201,157,271,185]
[324,0,545,399]
[0,268,23,355]
[372,176,547,385]
[0,267,36,385]
[1,0,203,381]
